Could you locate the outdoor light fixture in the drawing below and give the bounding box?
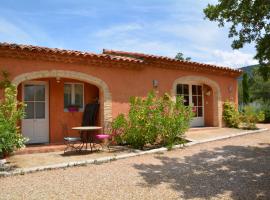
[56,76,61,83]
[205,90,211,96]
[152,80,158,88]
[228,85,233,93]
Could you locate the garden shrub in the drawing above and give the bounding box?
[260,101,270,123]
[111,114,128,145]
[240,105,265,130]
[111,91,193,149]
[223,101,241,128]
[0,85,28,157]
[158,94,193,149]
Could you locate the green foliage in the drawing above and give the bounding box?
[223,101,241,128]
[249,68,270,102]
[175,52,191,61]
[158,94,193,149]
[111,114,128,145]
[0,85,28,156]
[224,101,265,130]
[242,73,250,104]
[0,70,11,89]
[111,92,193,149]
[259,101,270,123]
[204,0,270,80]
[240,106,265,130]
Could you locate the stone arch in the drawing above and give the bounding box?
[12,70,112,126]
[171,75,222,127]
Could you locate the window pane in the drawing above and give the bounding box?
[183,84,189,95]
[24,85,35,101]
[64,84,72,108]
[192,107,197,117]
[35,102,45,119]
[198,86,202,95]
[25,102,34,119]
[192,96,198,106]
[198,96,202,106]
[35,85,45,101]
[184,95,189,106]
[192,85,197,95]
[176,84,183,95]
[198,107,203,117]
[74,84,83,108]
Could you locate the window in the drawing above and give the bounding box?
[64,83,84,110]
[191,85,203,117]
[24,84,46,119]
[176,84,189,106]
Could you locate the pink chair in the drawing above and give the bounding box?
[95,134,112,150]
[94,123,121,151]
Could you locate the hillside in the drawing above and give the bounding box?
[238,64,259,80]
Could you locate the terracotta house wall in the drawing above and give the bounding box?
[0,55,239,144]
[203,85,214,127]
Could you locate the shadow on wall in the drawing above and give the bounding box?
[133,144,270,199]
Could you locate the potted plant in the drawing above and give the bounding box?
[67,104,80,112]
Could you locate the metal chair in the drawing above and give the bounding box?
[63,123,82,153]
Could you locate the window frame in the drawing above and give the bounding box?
[64,82,84,112]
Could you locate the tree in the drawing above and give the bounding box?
[204,0,270,80]
[249,68,270,102]
[242,73,250,104]
[175,52,191,61]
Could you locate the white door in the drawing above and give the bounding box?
[176,84,204,127]
[22,82,49,144]
[190,85,204,127]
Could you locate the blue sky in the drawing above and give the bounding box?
[0,0,258,68]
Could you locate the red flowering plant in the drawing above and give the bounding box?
[112,91,193,149]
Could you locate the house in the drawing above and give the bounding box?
[0,43,242,144]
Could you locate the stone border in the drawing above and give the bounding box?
[0,128,268,178]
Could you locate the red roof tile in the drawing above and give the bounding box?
[0,42,143,64]
[102,49,242,74]
[0,42,242,76]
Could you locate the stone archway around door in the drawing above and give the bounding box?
[12,70,112,127]
[171,76,222,127]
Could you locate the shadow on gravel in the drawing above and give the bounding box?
[134,144,270,199]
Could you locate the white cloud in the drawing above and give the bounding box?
[0,17,62,48]
[0,18,34,44]
[157,23,222,46]
[207,50,258,68]
[95,23,143,37]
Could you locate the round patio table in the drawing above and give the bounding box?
[72,126,102,152]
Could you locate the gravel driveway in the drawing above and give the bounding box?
[1,131,270,200]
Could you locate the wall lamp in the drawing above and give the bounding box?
[56,76,61,83]
[152,80,158,88]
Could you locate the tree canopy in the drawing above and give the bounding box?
[204,0,270,80]
[175,52,191,61]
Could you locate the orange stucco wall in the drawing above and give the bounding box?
[203,85,214,127]
[0,57,239,144]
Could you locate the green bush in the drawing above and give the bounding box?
[0,85,28,157]
[223,101,241,128]
[158,94,193,148]
[111,114,128,145]
[111,92,193,149]
[260,101,270,123]
[240,105,265,130]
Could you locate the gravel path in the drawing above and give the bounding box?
[1,131,270,200]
